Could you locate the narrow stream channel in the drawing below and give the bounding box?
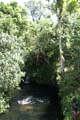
[0,83,63,120]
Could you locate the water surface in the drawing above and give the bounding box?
[0,84,62,120]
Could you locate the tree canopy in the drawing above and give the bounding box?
[0,1,80,119]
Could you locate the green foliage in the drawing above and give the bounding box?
[0,2,28,36]
[25,0,52,22]
[24,19,58,84]
[56,3,80,118]
[0,2,29,113]
[0,1,80,119]
[0,33,25,113]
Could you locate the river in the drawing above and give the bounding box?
[0,83,63,120]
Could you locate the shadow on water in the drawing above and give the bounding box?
[36,84,63,120]
[0,83,63,120]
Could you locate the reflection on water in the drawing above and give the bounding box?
[17,96,50,105]
[0,84,63,120]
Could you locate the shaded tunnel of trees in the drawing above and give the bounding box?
[0,0,80,120]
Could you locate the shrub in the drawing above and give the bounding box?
[0,33,25,113]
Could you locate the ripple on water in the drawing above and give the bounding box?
[0,85,62,120]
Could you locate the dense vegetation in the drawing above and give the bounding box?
[0,0,80,119]
[0,2,27,112]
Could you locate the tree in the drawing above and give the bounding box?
[0,33,25,113]
[54,0,80,119]
[24,18,58,84]
[24,0,52,22]
[0,2,28,36]
[0,2,28,113]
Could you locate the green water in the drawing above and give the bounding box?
[0,84,62,120]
